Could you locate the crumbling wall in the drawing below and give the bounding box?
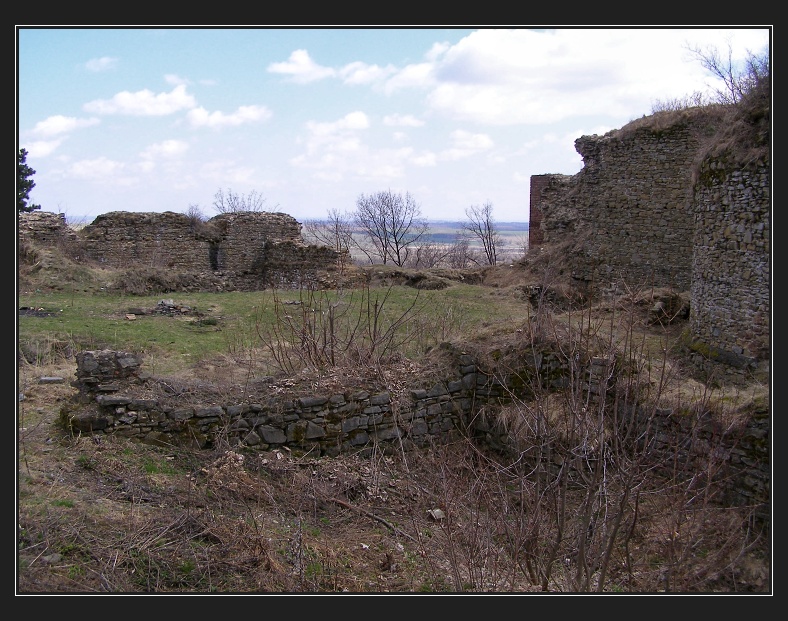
[689,156,770,382]
[18,209,345,290]
[529,108,770,380]
[210,211,302,272]
[17,211,80,251]
[532,116,710,292]
[61,349,769,521]
[79,211,214,270]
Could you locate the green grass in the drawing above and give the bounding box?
[18,284,530,376]
[142,456,181,476]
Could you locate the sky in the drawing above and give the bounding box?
[16,26,771,224]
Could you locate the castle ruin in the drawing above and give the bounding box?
[529,108,770,383]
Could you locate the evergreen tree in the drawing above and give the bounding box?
[18,148,41,213]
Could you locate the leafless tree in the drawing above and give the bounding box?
[353,190,430,266]
[212,188,278,214]
[510,232,530,261]
[185,203,206,222]
[463,201,502,266]
[302,208,355,254]
[444,237,480,269]
[684,41,770,105]
[403,241,452,269]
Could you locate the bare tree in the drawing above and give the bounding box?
[513,232,530,260]
[302,208,355,254]
[404,241,452,269]
[353,190,430,266]
[212,188,278,214]
[684,41,770,105]
[185,203,206,222]
[444,236,482,268]
[463,201,502,266]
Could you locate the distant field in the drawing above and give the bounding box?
[426,220,529,245]
[424,221,530,262]
[306,219,530,265]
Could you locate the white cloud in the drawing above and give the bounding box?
[268,49,336,83]
[291,111,423,182]
[410,151,437,167]
[383,62,436,94]
[383,114,424,127]
[421,28,770,125]
[165,74,190,86]
[67,157,131,183]
[30,115,100,138]
[187,104,273,128]
[25,139,64,158]
[305,111,370,139]
[425,42,451,61]
[258,29,769,129]
[198,160,258,185]
[439,129,494,161]
[85,56,117,72]
[83,84,197,116]
[140,139,189,160]
[338,61,398,85]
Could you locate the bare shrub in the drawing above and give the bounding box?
[435,283,765,591]
[255,284,425,378]
[212,187,278,214]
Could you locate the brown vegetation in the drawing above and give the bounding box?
[17,235,770,594]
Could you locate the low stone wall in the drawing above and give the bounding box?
[60,350,769,521]
[64,349,564,457]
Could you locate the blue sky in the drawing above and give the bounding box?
[17,26,770,224]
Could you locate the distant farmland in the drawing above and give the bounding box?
[306,219,530,265]
[425,220,529,241]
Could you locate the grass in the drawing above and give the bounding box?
[16,247,770,594]
[19,280,532,377]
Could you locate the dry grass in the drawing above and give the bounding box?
[16,242,770,594]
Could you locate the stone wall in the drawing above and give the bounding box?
[530,116,708,293]
[80,211,212,269]
[17,210,80,250]
[527,174,551,247]
[18,210,347,290]
[689,157,770,382]
[61,349,769,521]
[529,109,771,381]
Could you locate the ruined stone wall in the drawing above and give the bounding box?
[527,174,553,247]
[210,212,302,272]
[79,211,214,270]
[62,349,769,522]
[17,211,80,250]
[529,109,771,380]
[532,118,707,292]
[689,156,770,382]
[18,210,344,289]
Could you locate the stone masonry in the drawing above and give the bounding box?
[61,349,769,523]
[529,109,770,382]
[19,210,347,290]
